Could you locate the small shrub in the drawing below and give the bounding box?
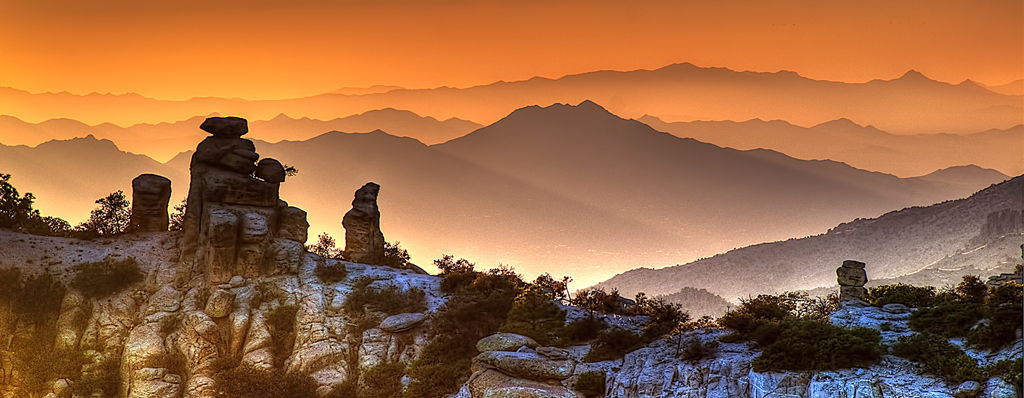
[215,364,318,398]
[574,370,606,398]
[984,358,1023,393]
[908,302,985,338]
[630,293,690,339]
[15,271,66,325]
[315,260,348,284]
[893,333,983,384]
[307,232,343,259]
[343,277,427,317]
[677,336,719,361]
[566,316,609,343]
[71,256,144,298]
[267,304,299,365]
[955,275,988,303]
[867,283,936,308]
[404,336,475,398]
[501,285,568,346]
[360,362,406,398]
[752,319,882,372]
[583,327,646,363]
[382,241,412,269]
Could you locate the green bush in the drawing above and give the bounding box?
[315,260,348,284]
[955,275,988,303]
[583,327,646,363]
[571,288,628,316]
[214,364,318,398]
[968,281,1023,351]
[382,241,412,269]
[74,190,131,236]
[14,271,66,325]
[676,336,719,361]
[867,283,936,308]
[343,277,427,317]
[71,256,144,298]
[630,293,690,339]
[360,362,406,398]
[752,319,881,372]
[501,285,568,346]
[574,370,606,398]
[403,336,475,398]
[718,293,796,344]
[566,316,609,343]
[267,304,299,365]
[893,333,983,384]
[405,261,526,398]
[984,358,1023,393]
[908,302,985,338]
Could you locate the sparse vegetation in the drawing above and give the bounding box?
[70,256,144,298]
[14,270,66,325]
[582,327,646,363]
[267,304,299,365]
[675,335,719,361]
[893,333,983,384]
[906,277,1023,351]
[359,362,406,398]
[629,292,690,339]
[574,370,606,398]
[315,259,348,284]
[168,198,186,231]
[214,363,318,398]
[501,285,568,346]
[571,288,628,317]
[382,241,412,269]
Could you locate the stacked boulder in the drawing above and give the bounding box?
[179,116,309,284]
[469,333,579,398]
[837,260,869,305]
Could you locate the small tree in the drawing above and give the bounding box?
[501,285,568,346]
[168,199,186,231]
[76,190,131,235]
[0,173,70,236]
[433,254,475,274]
[533,273,572,303]
[955,275,988,303]
[307,232,343,259]
[382,241,412,269]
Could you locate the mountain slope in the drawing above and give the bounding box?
[595,176,1023,301]
[3,102,1009,287]
[2,63,1019,134]
[0,110,481,162]
[638,116,1024,177]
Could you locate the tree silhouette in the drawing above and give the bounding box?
[76,191,131,235]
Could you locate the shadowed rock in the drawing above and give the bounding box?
[342,182,385,265]
[837,260,868,304]
[129,173,171,233]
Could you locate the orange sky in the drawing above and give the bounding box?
[1,0,1021,100]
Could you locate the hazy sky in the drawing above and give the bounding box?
[1,0,1021,100]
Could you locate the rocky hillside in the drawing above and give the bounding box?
[596,176,1023,302]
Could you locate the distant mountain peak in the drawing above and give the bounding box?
[896,70,933,82]
[813,118,864,129]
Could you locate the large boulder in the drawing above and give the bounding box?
[379,313,426,333]
[477,333,539,353]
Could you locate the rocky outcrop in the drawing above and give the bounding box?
[469,333,579,398]
[179,116,307,285]
[342,182,385,265]
[970,209,1023,247]
[129,174,172,233]
[837,260,869,304]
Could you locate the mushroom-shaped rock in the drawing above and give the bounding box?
[473,350,575,381]
[478,333,540,353]
[255,158,286,183]
[200,116,249,137]
[379,313,426,333]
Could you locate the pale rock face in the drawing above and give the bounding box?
[54,290,87,350]
[473,351,576,381]
[147,286,182,315]
[983,378,1019,398]
[955,380,982,398]
[128,368,181,398]
[478,333,541,353]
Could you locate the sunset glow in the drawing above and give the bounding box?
[1,0,1020,100]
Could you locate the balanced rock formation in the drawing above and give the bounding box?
[129,173,172,232]
[469,333,579,398]
[837,260,868,304]
[342,182,385,265]
[180,116,308,284]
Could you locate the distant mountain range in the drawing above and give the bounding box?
[3,101,1008,288]
[1,63,1019,134]
[0,109,480,162]
[595,176,1023,302]
[639,116,1024,177]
